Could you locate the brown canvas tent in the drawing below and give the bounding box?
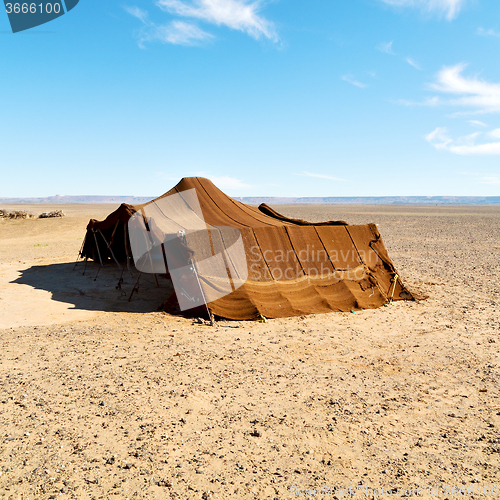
[80,177,416,320]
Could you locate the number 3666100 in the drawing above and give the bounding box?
[5,3,62,14]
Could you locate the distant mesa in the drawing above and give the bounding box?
[0,195,154,204]
[0,195,499,205]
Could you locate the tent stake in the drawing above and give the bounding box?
[129,272,142,301]
[388,273,399,304]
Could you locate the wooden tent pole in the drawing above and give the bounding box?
[73,234,87,271]
[190,258,215,326]
[98,229,122,271]
[123,224,133,274]
[92,230,104,267]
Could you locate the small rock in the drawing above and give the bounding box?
[39,210,65,218]
[156,479,172,487]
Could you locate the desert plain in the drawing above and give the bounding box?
[0,203,499,500]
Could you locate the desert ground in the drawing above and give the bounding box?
[0,203,499,500]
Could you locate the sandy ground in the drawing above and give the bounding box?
[0,203,499,499]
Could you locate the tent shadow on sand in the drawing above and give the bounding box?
[11,261,173,314]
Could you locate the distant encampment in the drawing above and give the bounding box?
[0,195,499,205]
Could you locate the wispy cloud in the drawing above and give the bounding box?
[396,96,441,107]
[125,0,278,47]
[425,127,500,155]
[477,27,500,39]
[468,120,487,127]
[459,171,500,185]
[156,0,278,42]
[341,75,367,88]
[406,57,422,70]
[124,5,149,23]
[480,175,500,185]
[426,63,500,114]
[139,20,213,46]
[379,0,467,20]
[377,41,395,55]
[205,175,252,190]
[295,171,346,181]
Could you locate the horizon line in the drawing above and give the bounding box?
[1,194,500,205]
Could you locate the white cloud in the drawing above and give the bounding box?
[156,0,278,41]
[125,6,213,46]
[397,96,441,107]
[341,75,367,88]
[427,63,500,114]
[204,175,252,190]
[406,57,422,70]
[377,41,395,54]
[425,126,500,155]
[480,175,500,185]
[139,20,213,46]
[379,0,466,20]
[468,120,487,127]
[295,171,346,181]
[477,27,500,39]
[124,5,149,23]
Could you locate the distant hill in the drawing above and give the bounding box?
[1,195,499,205]
[238,196,500,205]
[0,195,153,204]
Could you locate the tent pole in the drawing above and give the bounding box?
[109,220,119,245]
[93,264,102,281]
[190,259,214,326]
[140,207,160,288]
[123,224,133,276]
[92,230,104,267]
[73,234,87,271]
[98,229,122,271]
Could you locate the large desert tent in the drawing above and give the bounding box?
[80,177,417,320]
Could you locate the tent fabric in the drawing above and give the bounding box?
[258,203,348,226]
[81,177,416,320]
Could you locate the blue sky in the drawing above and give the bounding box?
[1,0,500,197]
